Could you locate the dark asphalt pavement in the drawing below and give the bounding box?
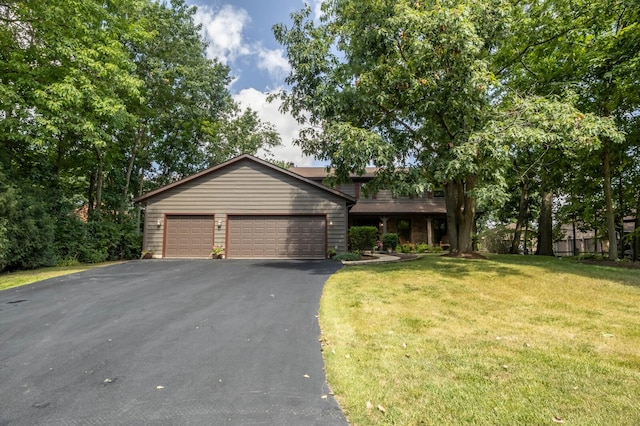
[0,260,347,425]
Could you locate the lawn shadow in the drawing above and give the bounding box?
[475,255,640,288]
[362,254,531,279]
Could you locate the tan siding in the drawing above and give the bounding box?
[336,183,357,198]
[143,160,348,256]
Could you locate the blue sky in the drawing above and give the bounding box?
[185,0,324,165]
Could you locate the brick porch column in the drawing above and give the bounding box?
[426,217,433,245]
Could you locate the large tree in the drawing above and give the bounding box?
[274,0,625,255]
[274,0,509,254]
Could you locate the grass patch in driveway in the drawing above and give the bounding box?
[0,263,118,291]
[319,254,640,425]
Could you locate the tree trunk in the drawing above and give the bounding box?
[603,142,618,259]
[444,180,460,253]
[510,181,529,254]
[572,217,578,256]
[444,176,477,254]
[135,168,145,234]
[633,197,639,262]
[120,126,145,219]
[536,191,554,256]
[88,172,95,218]
[94,147,104,218]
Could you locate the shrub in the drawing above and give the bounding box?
[399,243,415,253]
[349,226,378,252]
[415,242,429,253]
[334,252,362,261]
[481,226,512,254]
[0,172,142,273]
[381,233,399,251]
[79,219,143,263]
[0,184,56,271]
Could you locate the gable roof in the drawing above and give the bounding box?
[133,154,357,204]
[290,166,379,180]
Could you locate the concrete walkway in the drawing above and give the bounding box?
[340,252,401,265]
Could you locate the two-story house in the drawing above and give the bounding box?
[291,166,449,247]
[135,155,449,259]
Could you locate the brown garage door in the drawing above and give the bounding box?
[228,215,326,259]
[165,215,214,258]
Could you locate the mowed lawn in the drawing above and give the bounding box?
[0,263,119,291]
[319,255,640,425]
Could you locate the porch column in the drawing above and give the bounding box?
[426,217,433,245]
[380,216,389,235]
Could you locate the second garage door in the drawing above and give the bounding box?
[228,215,326,259]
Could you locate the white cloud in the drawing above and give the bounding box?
[193,5,291,84]
[310,0,325,21]
[192,3,321,166]
[194,5,251,64]
[233,88,316,167]
[257,48,291,81]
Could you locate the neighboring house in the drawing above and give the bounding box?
[134,155,355,259]
[554,216,637,256]
[554,225,607,256]
[291,167,449,247]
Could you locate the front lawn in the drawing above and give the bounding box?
[0,263,118,291]
[320,255,640,425]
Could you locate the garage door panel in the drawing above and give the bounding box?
[228,215,326,259]
[165,215,214,258]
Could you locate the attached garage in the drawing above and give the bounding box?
[228,215,326,259]
[134,155,355,259]
[164,215,214,258]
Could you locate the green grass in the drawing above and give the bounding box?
[319,255,640,425]
[0,263,118,291]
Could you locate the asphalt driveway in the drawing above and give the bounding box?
[0,260,347,425]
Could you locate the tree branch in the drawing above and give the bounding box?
[497,26,576,75]
[437,112,456,143]
[378,103,420,138]
[615,5,628,35]
[519,57,538,78]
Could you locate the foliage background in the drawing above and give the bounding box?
[0,0,279,271]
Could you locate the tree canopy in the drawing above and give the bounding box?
[0,0,279,271]
[274,0,634,256]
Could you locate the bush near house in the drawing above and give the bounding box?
[381,233,399,251]
[333,252,362,261]
[399,242,415,253]
[349,226,378,252]
[415,242,429,253]
[386,240,444,254]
